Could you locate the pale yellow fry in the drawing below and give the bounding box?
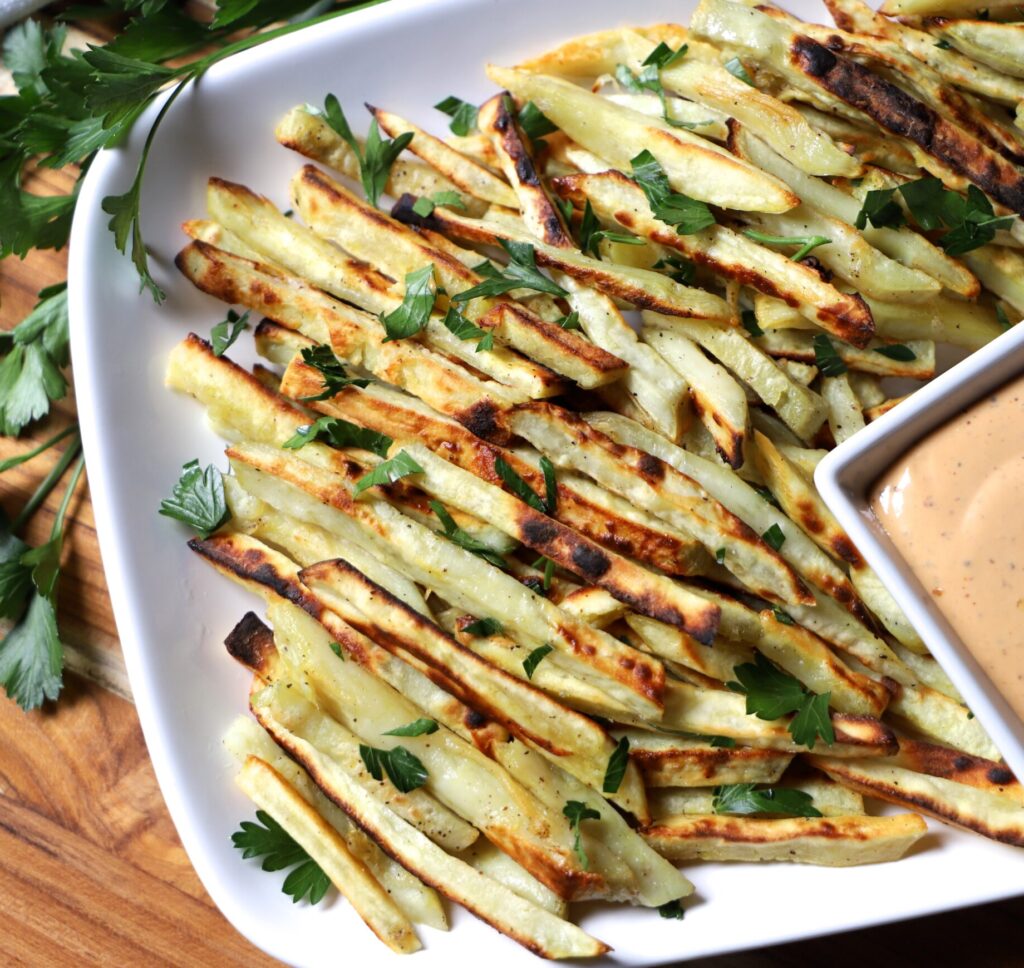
[649,317,828,442]
[624,732,793,788]
[253,690,610,955]
[506,403,812,607]
[929,18,1024,79]
[225,717,447,930]
[962,246,1024,315]
[517,26,859,177]
[822,374,866,445]
[228,442,667,719]
[298,555,649,817]
[236,756,421,953]
[649,777,865,816]
[731,124,976,297]
[371,105,519,208]
[552,169,874,346]
[274,105,485,213]
[754,328,936,379]
[583,411,865,619]
[641,324,749,467]
[488,65,798,213]
[829,0,1024,96]
[174,241,520,436]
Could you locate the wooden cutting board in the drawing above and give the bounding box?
[0,21,1019,968]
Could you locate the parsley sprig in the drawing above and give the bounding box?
[453,241,567,302]
[231,809,331,905]
[727,653,835,749]
[313,93,413,208]
[159,459,230,537]
[0,283,69,437]
[0,434,84,710]
[630,150,716,235]
[1,1,380,431]
[854,177,1015,255]
[712,783,822,817]
[563,799,601,870]
[296,344,371,401]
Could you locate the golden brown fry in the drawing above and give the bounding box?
[627,734,794,788]
[174,240,519,442]
[810,756,1024,847]
[506,402,812,607]
[489,64,799,213]
[642,813,928,865]
[298,556,650,816]
[476,92,574,248]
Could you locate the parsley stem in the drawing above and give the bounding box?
[192,0,393,78]
[11,433,82,534]
[50,453,86,541]
[0,424,78,474]
[742,230,831,261]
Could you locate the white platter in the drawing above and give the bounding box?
[67,0,1024,964]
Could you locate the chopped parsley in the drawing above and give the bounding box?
[522,643,554,679]
[379,264,436,342]
[353,450,424,494]
[283,417,392,456]
[296,344,371,401]
[727,653,835,749]
[429,501,509,570]
[630,150,715,235]
[743,229,831,262]
[563,799,601,870]
[712,783,822,817]
[602,736,631,794]
[359,744,429,792]
[812,333,848,377]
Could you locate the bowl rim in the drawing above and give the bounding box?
[815,321,1024,782]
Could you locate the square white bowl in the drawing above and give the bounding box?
[66,0,1024,963]
[816,322,1024,783]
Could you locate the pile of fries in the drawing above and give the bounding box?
[165,0,1024,956]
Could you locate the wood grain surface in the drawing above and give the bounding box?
[0,14,1020,968]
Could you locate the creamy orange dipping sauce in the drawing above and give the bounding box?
[870,373,1024,723]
